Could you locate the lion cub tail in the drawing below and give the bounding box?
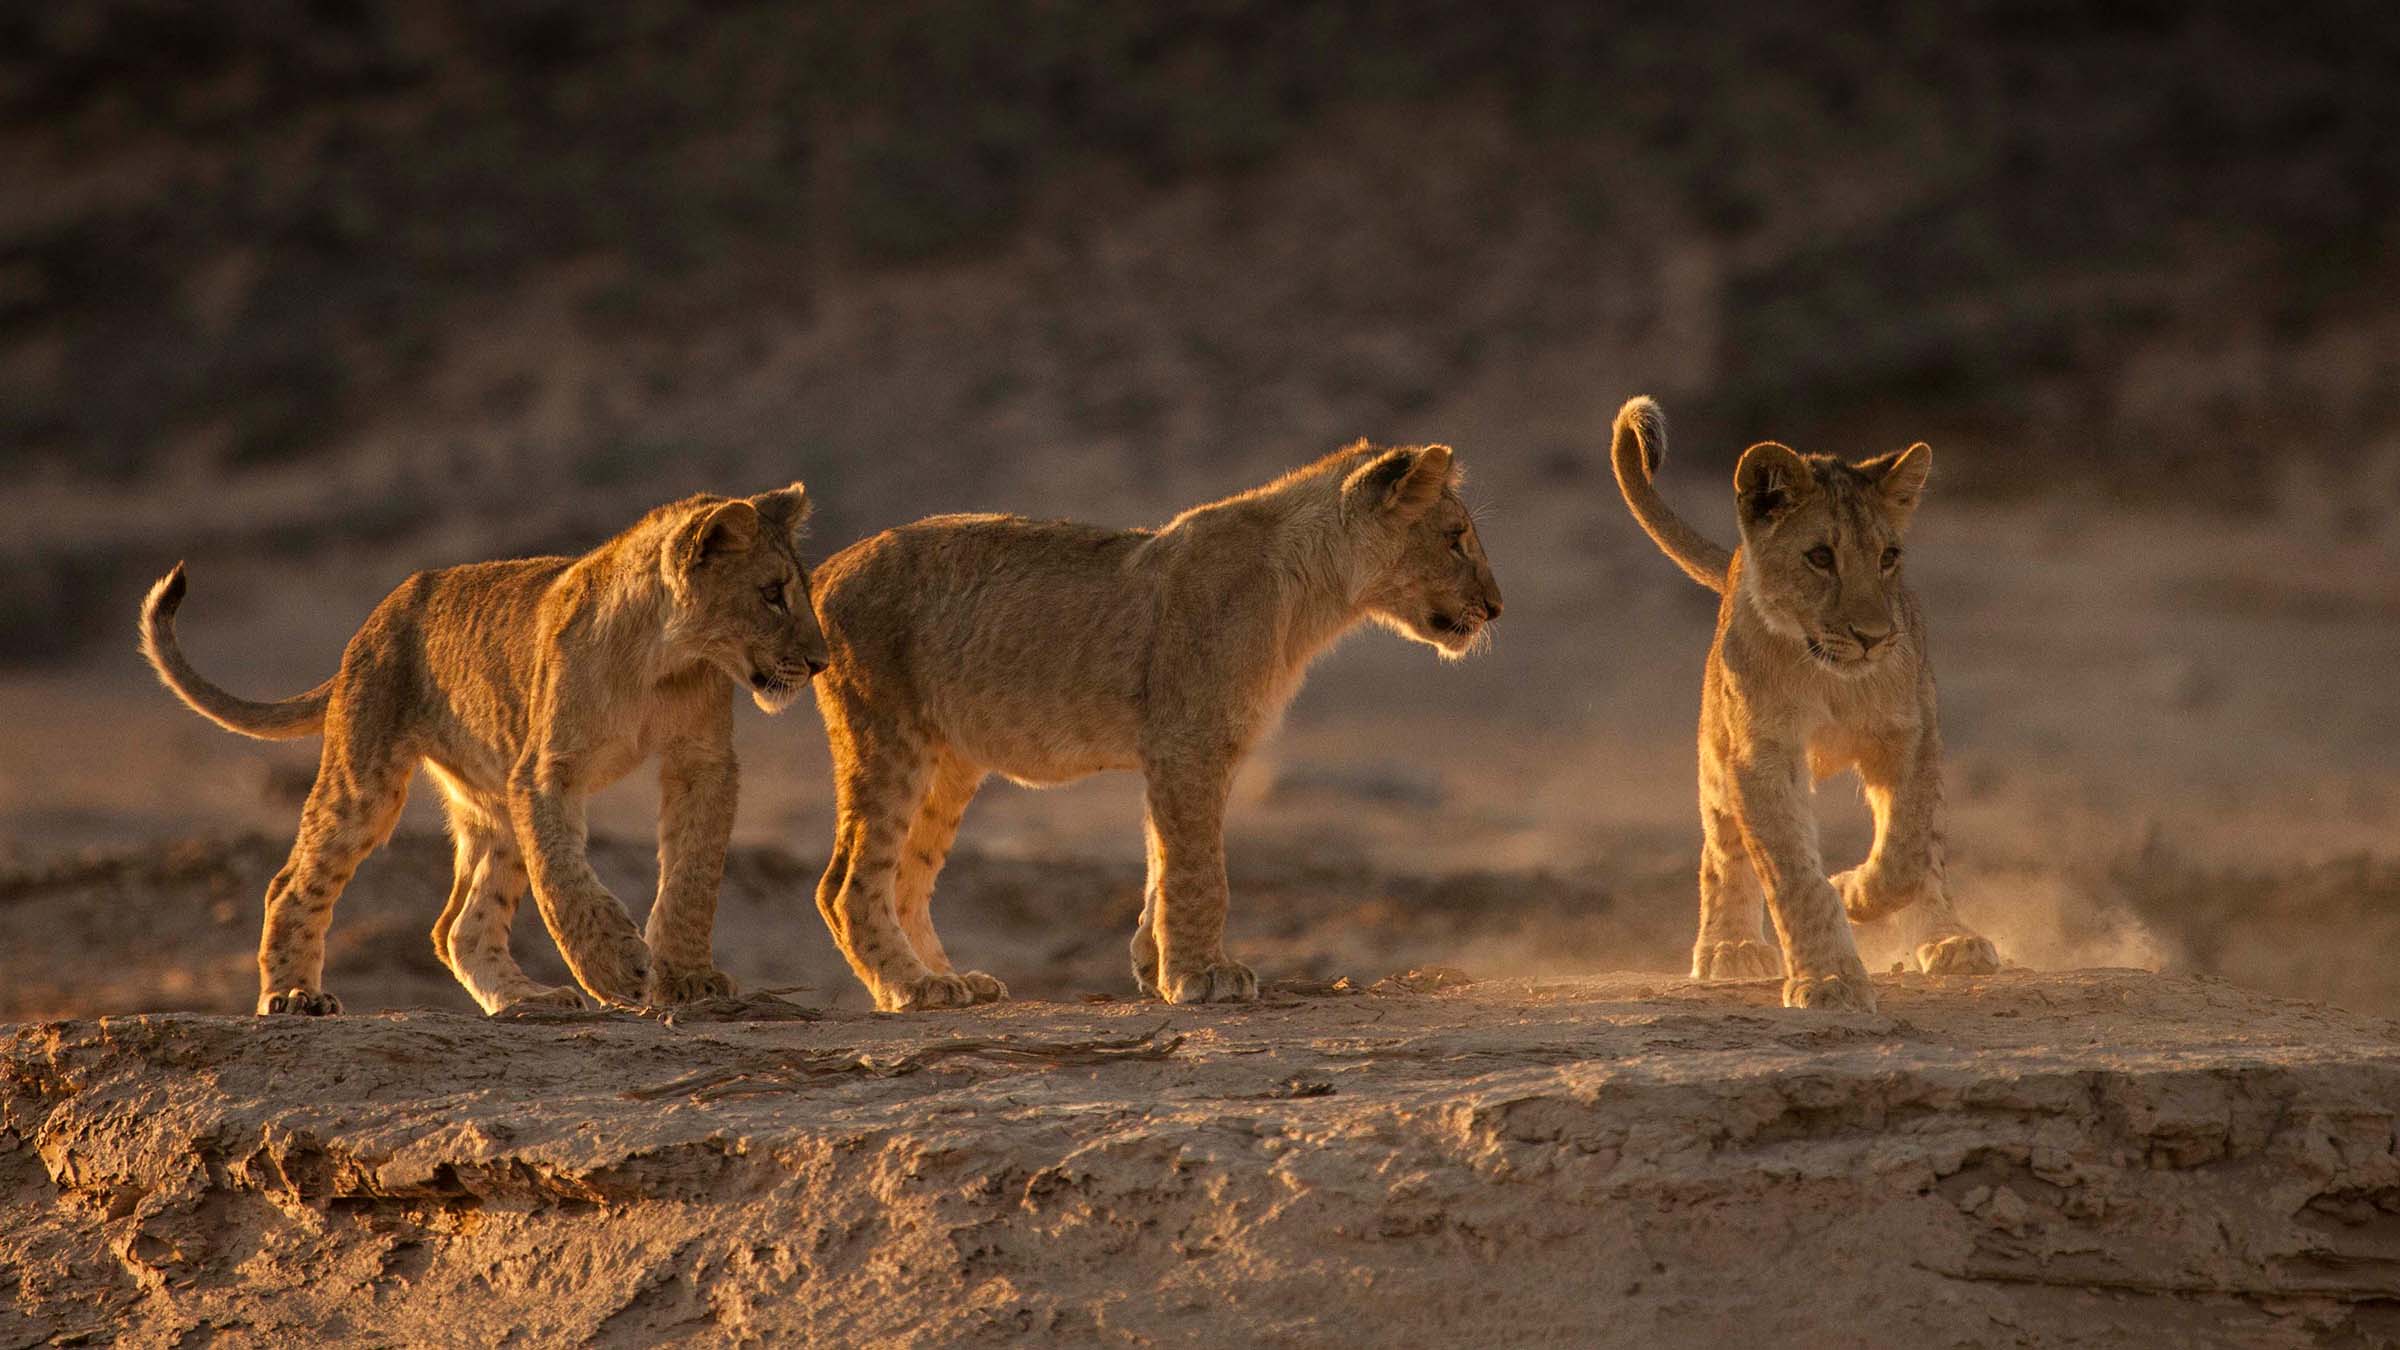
[139,564,332,741]
[1610,395,1734,595]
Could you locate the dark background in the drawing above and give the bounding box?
[6,1,2398,654]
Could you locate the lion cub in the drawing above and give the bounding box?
[1610,397,1999,1012]
[139,485,829,1016]
[806,443,1502,1010]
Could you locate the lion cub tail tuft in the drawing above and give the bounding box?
[140,563,332,740]
[1610,395,1733,595]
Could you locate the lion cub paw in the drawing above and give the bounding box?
[1830,866,1913,924]
[1783,969,1878,1012]
[1162,960,1258,1005]
[569,931,654,1006]
[1917,933,2001,976]
[645,966,738,1007]
[1130,948,1162,999]
[260,988,342,1016]
[495,985,587,1014]
[958,970,1011,1004]
[1693,940,1783,980]
[884,972,977,1012]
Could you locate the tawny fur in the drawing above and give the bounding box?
[139,485,830,1016]
[806,443,1503,1010]
[1611,397,2000,1013]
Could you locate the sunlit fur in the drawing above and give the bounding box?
[137,485,830,1016]
[805,442,1502,1011]
[1611,397,1999,1012]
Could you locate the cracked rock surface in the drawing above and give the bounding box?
[5,970,2399,1347]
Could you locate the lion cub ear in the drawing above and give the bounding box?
[1859,443,1932,523]
[673,498,759,572]
[1344,444,1454,520]
[752,480,814,545]
[1734,442,1811,527]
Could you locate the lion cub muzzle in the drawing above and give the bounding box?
[747,653,827,714]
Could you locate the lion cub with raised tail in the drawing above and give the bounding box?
[807,443,1502,1010]
[139,484,829,1016]
[1610,397,1999,1012]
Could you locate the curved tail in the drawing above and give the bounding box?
[1610,396,1732,594]
[139,564,332,740]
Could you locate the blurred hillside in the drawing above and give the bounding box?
[5,0,2399,664]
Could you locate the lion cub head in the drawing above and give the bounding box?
[1732,440,1932,675]
[1343,444,1504,658]
[663,483,831,712]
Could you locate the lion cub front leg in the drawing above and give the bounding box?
[1140,755,1256,1005]
[1833,728,2000,977]
[510,770,653,1006]
[1691,801,1782,980]
[1727,747,1876,1012]
[643,734,741,1007]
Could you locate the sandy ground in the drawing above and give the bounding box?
[0,833,1705,1023]
[6,970,2398,1347]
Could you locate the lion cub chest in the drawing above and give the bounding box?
[1797,662,1925,784]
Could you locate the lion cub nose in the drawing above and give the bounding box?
[1850,623,1893,653]
[1484,593,1504,620]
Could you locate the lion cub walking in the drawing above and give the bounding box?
[139,485,829,1016]
[1610,397,1999,1012]
[807,443,1502,1010]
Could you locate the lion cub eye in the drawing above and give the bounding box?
[1804,545,1835,570]
[761,584,789,614]
[1448,530,1470,557]
[1881,546,1902,570]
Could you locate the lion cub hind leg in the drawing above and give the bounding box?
[817,710,978,1012]
[890,750,1007,1004]
[257,738,414,1016]
[1130,816,1168,997]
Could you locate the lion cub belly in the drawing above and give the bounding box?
[943,712,1142,787]
[417,708,679,803]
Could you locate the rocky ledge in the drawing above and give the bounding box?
[4,970,2397,1347]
